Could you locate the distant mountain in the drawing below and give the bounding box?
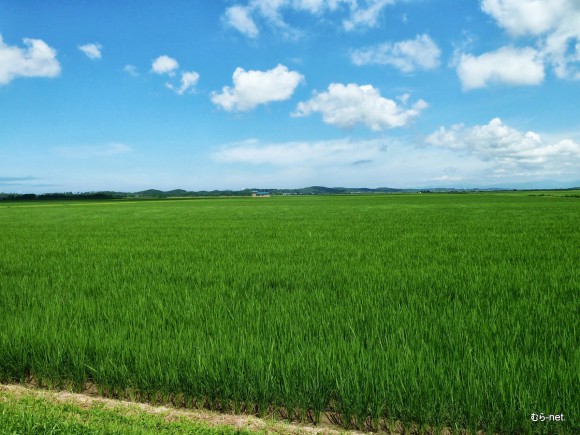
[166,189,189,196]
[133,186,409,197]
[135,189,166,197]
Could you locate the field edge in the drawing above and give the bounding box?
[0,383,373,435]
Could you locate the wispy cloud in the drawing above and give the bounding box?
[213,137,386,166]
[223,0,399,39]
[352,159,373,165]
[351,34,441,73]
[211,136,491,188]
[166,71,200,95]
[223,5,259,38]
[53,143,133,159]
[79,43,102,60]
[0,176,36,181]
[123,64,139,77]
[0,176,39,184]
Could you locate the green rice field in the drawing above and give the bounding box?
[0,193,578,433]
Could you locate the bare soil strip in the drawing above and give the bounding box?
[0,384,371,434]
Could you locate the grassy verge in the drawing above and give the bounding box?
[0,386,257,434]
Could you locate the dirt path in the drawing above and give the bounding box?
[0,384,372,434]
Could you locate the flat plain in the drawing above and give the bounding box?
[0,192,578,433]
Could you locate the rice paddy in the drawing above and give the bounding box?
[0,193,578,433]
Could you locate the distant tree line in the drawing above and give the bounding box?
[5,185,564,202]
[0,187,409,201]
[0,192,120,201]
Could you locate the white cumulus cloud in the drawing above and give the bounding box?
[211,64,304,111]
[481,0,570,36]
[0,34,61,85]
[79,43,102,60]
[293,83,427,131]
[427,117,580,176]
[351,34,441,73]
[480,0,580,80]
[456,46,545,90]
[151,55,179,76]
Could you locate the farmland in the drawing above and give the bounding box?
[0,193,578,433]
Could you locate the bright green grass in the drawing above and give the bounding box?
[0,388,254,434]
[0,193,578,433]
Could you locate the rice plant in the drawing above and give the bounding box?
[0,193,578,433]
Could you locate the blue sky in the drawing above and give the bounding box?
[1,0,579,192]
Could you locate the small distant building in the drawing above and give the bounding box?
[252,191,271,198]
